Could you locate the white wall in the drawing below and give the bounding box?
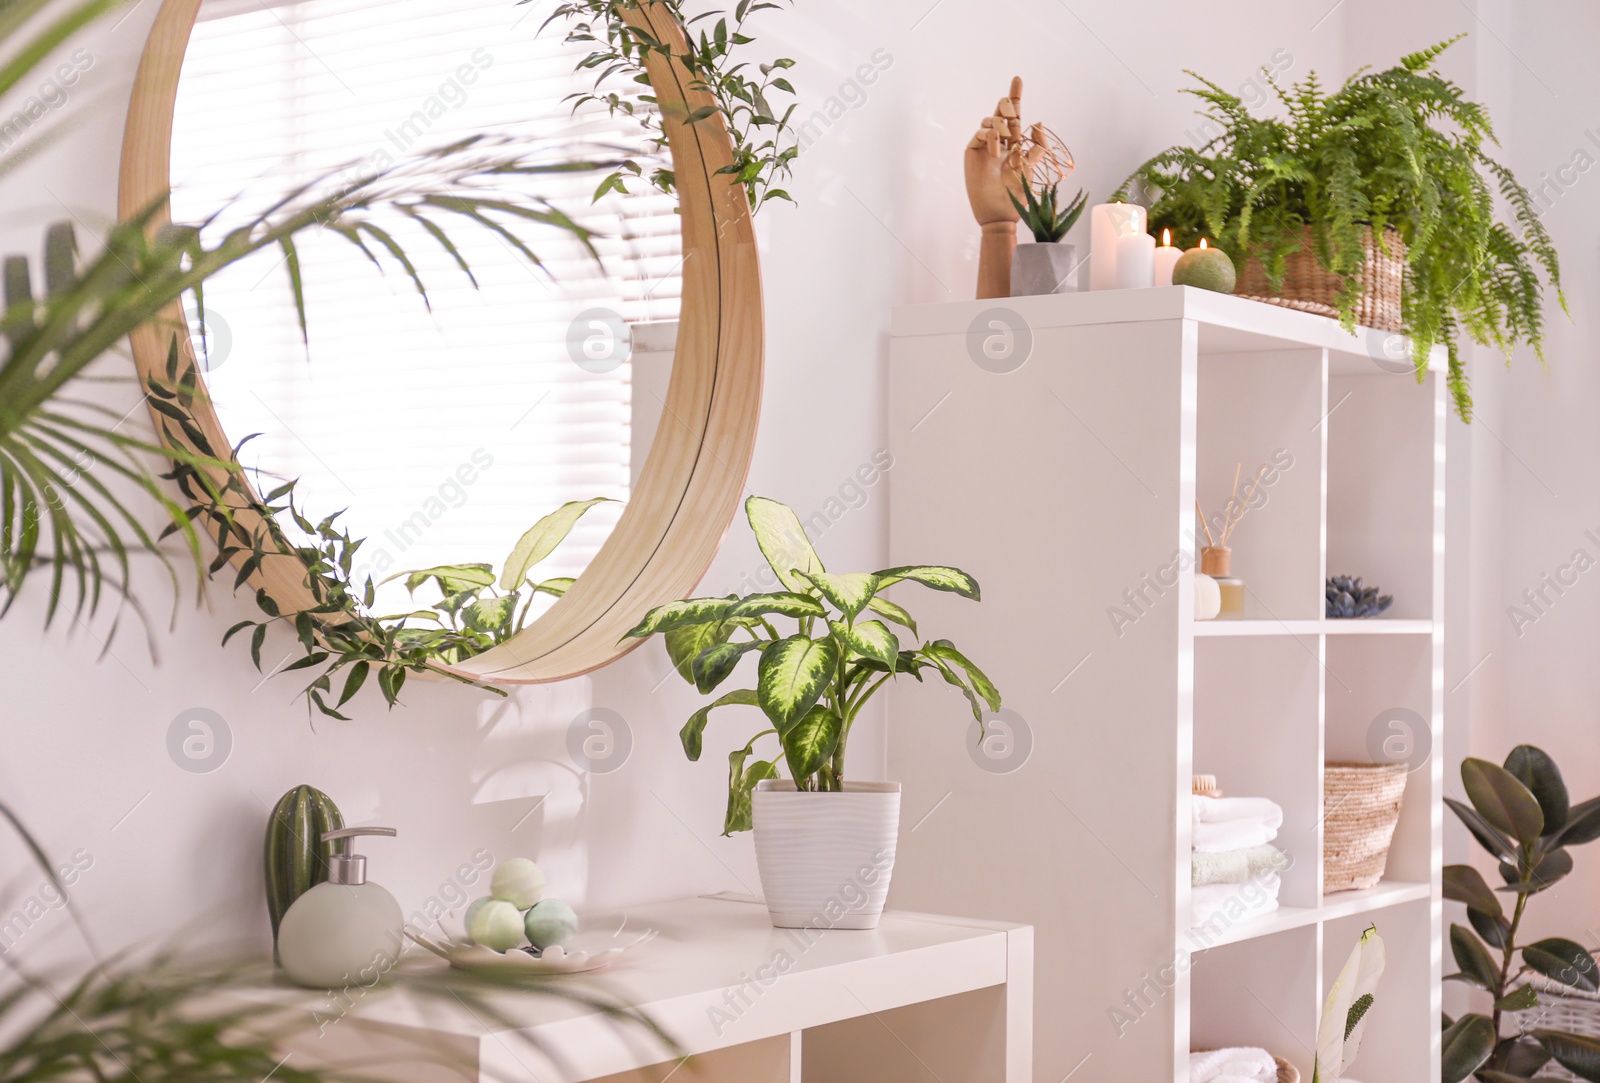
[2,0,1596,1064]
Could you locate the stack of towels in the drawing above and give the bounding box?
[1191,795,1287,930]
[1189,1047,1280,1083]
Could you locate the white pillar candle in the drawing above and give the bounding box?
[1115,229,1156,290]
[1089,202,1147,291]
[1153,228,1182,287]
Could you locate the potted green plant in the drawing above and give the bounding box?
[1120,37,1562,422]
[1440,746,1600,1081]
[624,496,1001,929]
[1008,179,1087,296]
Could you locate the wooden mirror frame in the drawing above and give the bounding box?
[119,0,762,682]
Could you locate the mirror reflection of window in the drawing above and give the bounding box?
[169,0,679,613]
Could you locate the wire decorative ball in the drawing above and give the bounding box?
[1021,124,1075,189]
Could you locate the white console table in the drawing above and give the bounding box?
[281,894,1032,1083]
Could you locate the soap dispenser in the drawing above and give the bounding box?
[277,827,404,989]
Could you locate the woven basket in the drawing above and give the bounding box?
[1516,971,1600,1082]
[1192,1051,1299,1082]
[1236,226,1405,332]
[1323,762,1408,892]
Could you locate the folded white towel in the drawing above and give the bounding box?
[1189,1046,1279,1083]
[1191,874,1280,930]
[1194,818,1277,853]
[1193,795,1285,830]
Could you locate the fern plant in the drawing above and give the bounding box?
[1120,37,1563,421]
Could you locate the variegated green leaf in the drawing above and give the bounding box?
[797,570,880,619]
[746,495,825,593]
[866,594,918,637]
[725,728,779,835]
[666,619,736,683]
[831,619,898,668]
[624,595,738,638]
[530,576,574,597]
[782,704,841,783]
[875,564,981,600]
[727,591,827,620]
[757,634,839,731]
[499,498,615,589]
[463,595,517,634]
[691,639,765,693]
[383,562,494,595]
[924,639,1001,713]
[680,687,758,761]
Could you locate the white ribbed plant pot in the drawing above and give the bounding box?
[751,780,900,930]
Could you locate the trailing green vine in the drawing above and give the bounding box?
[153,342,609,718]
[1120,37,1563,421]
[544,0,800,211]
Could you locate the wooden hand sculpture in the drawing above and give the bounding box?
[965,76,1046,299]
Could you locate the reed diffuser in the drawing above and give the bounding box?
[1195,462,1269,618]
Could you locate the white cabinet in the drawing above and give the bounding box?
[885,286,1444,1082]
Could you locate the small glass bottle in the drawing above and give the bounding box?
[1201,546,1245,616]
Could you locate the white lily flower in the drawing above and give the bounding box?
[1314,925,1386,1082]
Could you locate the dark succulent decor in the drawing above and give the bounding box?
[1441,747,1600,1082]
[1325,575,1392,619]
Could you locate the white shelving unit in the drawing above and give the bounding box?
[883,286,1444,1082]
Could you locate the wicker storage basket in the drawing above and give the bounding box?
[1323,762,1408,892]
[1236,226,1405,332]
[1516,971,1600,1082]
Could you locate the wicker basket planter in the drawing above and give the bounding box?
[1236,226,1406,332]
[1323,762,1408,892]
[1517,972,1600,1082]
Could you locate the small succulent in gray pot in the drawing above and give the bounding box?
[1009,179,1087,296]
[1326,576,1393,618]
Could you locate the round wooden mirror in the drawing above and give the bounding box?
[119,0,762,683]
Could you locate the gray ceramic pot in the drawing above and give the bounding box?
[1010,241,1078,296]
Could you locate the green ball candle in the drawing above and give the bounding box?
[1171,239,1237,294]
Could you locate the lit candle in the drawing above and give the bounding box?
[1153,228,1182,287]
[1171,238,1238,294]
[1115,229,1156,290]
[1089,202,1147,290]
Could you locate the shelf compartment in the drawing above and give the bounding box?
[1325,635,1435,885]
[1324,901,1436,1082]
[1196,349,1324,622]
[1327,369,1440,622]
[1190,924,1318,1082]
[1194,637,1320,910]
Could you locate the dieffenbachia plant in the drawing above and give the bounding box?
[624,496,1001,834]
[1313,924,1384,1083]
[1440,746,1600,1082]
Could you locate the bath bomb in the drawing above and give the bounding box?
[463,895,493,931]
[523,899,579,950]
[465,898,525,951]
[1195,573,1222,621]
[1171,245,1237,294]
[490,858,546,909]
